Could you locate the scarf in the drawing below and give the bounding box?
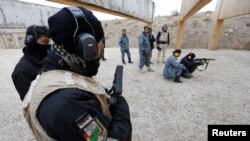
[49,44,111,118]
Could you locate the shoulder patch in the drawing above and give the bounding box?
[75,113,107,141]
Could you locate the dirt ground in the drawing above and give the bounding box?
[0,48,250,141]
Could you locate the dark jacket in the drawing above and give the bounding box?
[180,56,202,73]
[148,34,155,49]
[37,53,132,141]
[156,31,170,45]
[11,47,44,100]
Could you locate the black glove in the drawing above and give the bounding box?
[110,96,130,116]
[109,96,132,141]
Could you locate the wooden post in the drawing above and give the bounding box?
[175,21,185,49]
[208,0,250,50]
[181,0,212,22]
[176,0,212,49]
[208,19,224,50]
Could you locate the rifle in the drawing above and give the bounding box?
[106,65,123,105]
[194,58,216,71]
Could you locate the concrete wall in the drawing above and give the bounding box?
[0,0,59,49]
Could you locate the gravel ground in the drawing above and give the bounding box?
[0,48,250,141]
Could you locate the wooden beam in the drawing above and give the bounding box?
[208,19,224,50]
[208,0,223,50]
[175,21,185,49]
[218,0,250,20]
[48,0,151,25]
[181,0,211,22]
[208,0,250,50]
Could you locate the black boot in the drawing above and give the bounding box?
[174,76,182,83]
[122,59,126,65]
[128,58,133,64]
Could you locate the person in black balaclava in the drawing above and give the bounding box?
[22,7,132,141]
[180,52,203,78]
[11,25,51,100]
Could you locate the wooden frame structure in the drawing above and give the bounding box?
[208,0,250,50]
[48,0,250,50]
[177,0,250,50]
[48,0,155,25]
[176,0,212,49]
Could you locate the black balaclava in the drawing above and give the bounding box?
[24,25,51,60]
[187,52,196,60]
[28,43,50,60]
[48,7,104,77]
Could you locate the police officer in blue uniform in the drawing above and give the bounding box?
[118,29,133,64]
[163,49,185,83]
[138,26,154,73]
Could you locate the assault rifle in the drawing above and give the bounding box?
[106,65,123,105]
[194,58,216,71]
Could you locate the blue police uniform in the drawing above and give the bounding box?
[118,35,132,63]
[163,55,185,78]
[138,32,151,69]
